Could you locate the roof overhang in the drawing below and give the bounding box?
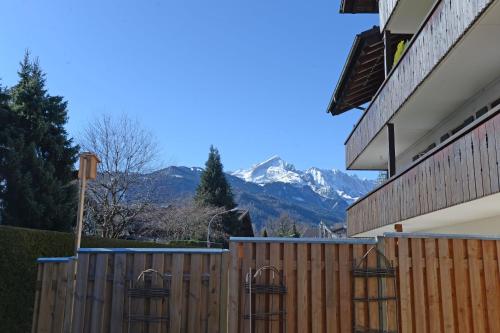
[327,26,384,116]
[340,0,379,14]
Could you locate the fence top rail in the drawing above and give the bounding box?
[382,232,500,241]
[77,247,230,254]
[230,237,377,244]
[37,256,74,263]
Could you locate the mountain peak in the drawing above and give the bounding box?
[231,156,301,185]
[231,156,377,203]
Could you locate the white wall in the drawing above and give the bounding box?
[421,215,500,236]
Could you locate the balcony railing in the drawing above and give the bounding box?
[347,108,500,236]
[346,0,495,168]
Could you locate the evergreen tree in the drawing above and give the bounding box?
[261,228,268,237]
[195,145,236,209]
[0,52,79,231]
[195,145,241,239]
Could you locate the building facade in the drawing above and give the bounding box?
[330,0,500,237]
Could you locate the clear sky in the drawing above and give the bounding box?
[0,0,377,177]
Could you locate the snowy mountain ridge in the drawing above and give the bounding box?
[231,156,376,203]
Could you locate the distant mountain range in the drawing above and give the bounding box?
[129,156,377,229]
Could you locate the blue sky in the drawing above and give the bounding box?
[0,0,377,177]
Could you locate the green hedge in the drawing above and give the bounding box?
[0,225,203,332]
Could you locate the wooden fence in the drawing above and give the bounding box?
[228,237,384,333]
[228,234,500,333]
[381,233,500,333]
[33,235,500,332]
[32,248,229,333]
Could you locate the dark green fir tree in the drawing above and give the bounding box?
[0,52,79,231]
[195,145,243,238]
[195,145,236,209]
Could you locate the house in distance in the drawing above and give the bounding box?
[330,0,500,237]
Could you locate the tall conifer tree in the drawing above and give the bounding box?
[195,145,236,209]
[0,52,78,231]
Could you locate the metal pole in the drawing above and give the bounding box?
[74,157,88,255]
[207,213,219,248]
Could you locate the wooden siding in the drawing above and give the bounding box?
[379,0,398,31]
[346,0,494,168]
[348,111,500,236]
[32,250,229,333]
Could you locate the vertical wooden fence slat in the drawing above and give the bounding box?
[397,238,413,333]
[424,239,442,333]
[109,253,126,333]
[297,243,309,333]
[283,242,296,333]
[269,242,281,333]
[311,243,324,333]
[90,254,108,333]
[150,253,164,333]
[482,240,500,332]
[208,253,222,333]
[31,263,43,333]
[452,239,473,333]
[188,254,202,332]
[384,238,398,333]
[52,262,68,333]
[254,242,267,333]
[366,244,379,331]
[228,243,240,333]
[72,254,90,333]
[219,252,230,333]
[130,254,145,333]
[169,254,184,333]
[467,240,488,333]
[353,244,367,330]
[339,244,352,333]
[241,242,253,333]
[411,238,427,333]
[324,244,339,333]
[63,259,76,333]
[38,263,54,333]
[437,239,456,333]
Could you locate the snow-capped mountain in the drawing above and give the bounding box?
[127,157,376,229]
[232,156,376,203]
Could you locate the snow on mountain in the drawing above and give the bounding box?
[231,156,376,203]
[232,155,304,185]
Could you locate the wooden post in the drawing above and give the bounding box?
[74,157,88,255]
[74,152,99,255]
[394,224,403,232]
[387,123,396,177]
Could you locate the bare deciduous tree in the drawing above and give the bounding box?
[80,114,160,238]
[264,213,305,237]
[132,201,227,243]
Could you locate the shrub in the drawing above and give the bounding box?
[0,225,201,332]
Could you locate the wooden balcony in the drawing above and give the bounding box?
[346,0,496,169]
[347,108,500,236]
[379,0,398,31]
